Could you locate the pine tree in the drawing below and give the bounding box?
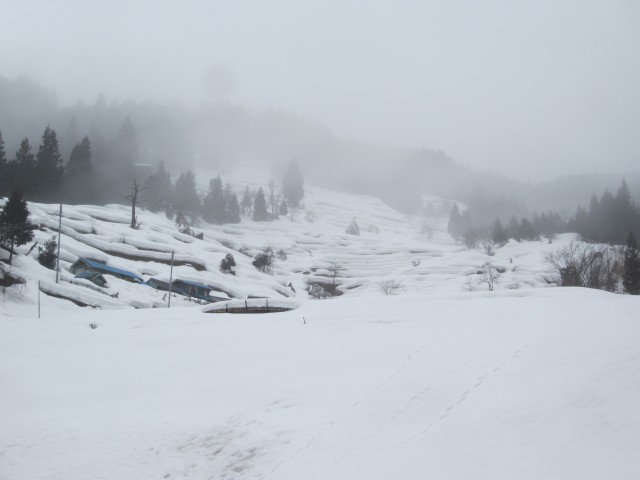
[203,175,225,224]
[0,190,34,264]
[144,161,173,212]
[173,170,200,221]
[240,186,252,216]
[226,191,241,224]
[11,138,35,196]
[253,187,268,221]
[447,205,462,240]
[518,218,538,241]
[282,159,304,208]
[35,126,64,200]
[67,136,93,177]
[623,232,640,295]
[491,218,508,245]
[64,136,95,204]
[112,116,139,168]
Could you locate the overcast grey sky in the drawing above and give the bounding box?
[2,0,639,181]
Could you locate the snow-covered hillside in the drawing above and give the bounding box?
[2,182,565,316]
[2,183,639,479]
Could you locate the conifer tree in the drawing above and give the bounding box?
[623,232,640,295]
[203,175,225,224]
[225,190,241,224]
[491,218,508,245]
[282,158,304,208]
[11,138,35,196]
[173,170,200,221]
[240,186,253,216]
[253,187,268,221]
[67,136,93,177]
[0,190,34,264]
[65,136,94,203]
[144,161,173,212]
[112,116,139,168]
[35,126,64,200]
[447,205,462,240]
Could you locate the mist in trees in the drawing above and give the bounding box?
[1,76,639,232]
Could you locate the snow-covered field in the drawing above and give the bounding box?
[1,181,639,479]
[2,290,639,479]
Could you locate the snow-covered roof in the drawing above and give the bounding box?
[77,258,142,281]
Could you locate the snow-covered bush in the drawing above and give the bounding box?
[346,218,360,235]
[37,236,57,269]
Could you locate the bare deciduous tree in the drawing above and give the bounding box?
[328,263,345,285]
[479,262,501,291]
[544,241,623,292]
[123,178,148,229]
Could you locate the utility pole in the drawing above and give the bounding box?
[167,250,174,308]
[55,203,62,284]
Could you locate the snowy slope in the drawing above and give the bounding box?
[1,289,639,479]
[2,180,566,316]
[2,179,638,479]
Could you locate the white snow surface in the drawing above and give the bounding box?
[1,181,639,479]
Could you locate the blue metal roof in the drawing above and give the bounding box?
[173,279,211,290]
[79,258,142,281]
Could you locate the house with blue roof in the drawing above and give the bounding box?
[171,279,228,303]
[70,258,143,283]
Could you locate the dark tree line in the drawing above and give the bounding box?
[0,120,140,205]
[1,122,305,228]
[569,181,640,245]
[140,158,303,225]
[448,180,639,248]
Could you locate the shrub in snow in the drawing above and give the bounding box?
[378,279,405,295]
[305,279,342,299]
[544,242,623,292]
[252,247,274,274]
[37,236,57,269]
[220,254,236,275]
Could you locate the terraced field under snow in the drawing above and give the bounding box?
[3,183,564,314]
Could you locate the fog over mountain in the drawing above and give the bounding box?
[2,0,639,183]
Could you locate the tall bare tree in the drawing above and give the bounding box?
[123,178,147,229]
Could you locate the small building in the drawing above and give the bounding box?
[74,271,108,288]
[144,278,171,291]
[69,258,143,283]
[171,279,227,303]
